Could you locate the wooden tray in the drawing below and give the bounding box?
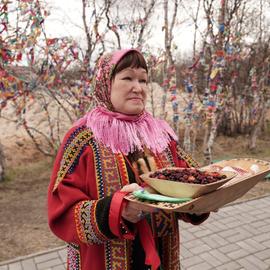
[125,158,270,214]
[140,168,236,198]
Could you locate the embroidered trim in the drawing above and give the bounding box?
[105,240,130,270]
[176,145,199,168]
[67,243,81,270]
[115,153,129,186]
[89,138,105,198]
[88,140,131,270]
[90,140,123,197]
[161,233,180,270]
[151,211,176,238]
[154,147,175,169]
[53,127,93,192]
[74,200,107,244]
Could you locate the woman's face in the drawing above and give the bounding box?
[110,67,148,115]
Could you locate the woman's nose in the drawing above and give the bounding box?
[132,80,143,92]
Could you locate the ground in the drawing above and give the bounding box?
[0,135,270,262]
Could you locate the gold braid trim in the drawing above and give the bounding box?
[176,145,199,168]
[53,129,93,192]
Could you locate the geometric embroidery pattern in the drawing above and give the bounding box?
[74,200,107,244]
[151,210,176,238]
[153,147,175,169]
[176,145,199,168]
[161,232,180,270]
[67,243,81,270]
[88,140,130,270]
[150,149,177,239]
[115,153,129,187]
[105,239,131,270]
[53,127,93,192]
[89,140,123,198]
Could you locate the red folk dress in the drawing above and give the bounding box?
[48,125,209,270]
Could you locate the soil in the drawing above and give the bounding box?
[0,136,270,262]
[0,157,64,262]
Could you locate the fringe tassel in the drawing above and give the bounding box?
[74,107,178,155]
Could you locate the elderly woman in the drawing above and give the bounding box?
[48,49,209,270]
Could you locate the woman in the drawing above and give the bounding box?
[48,48,209,270]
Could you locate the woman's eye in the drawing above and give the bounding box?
[139,79,147,84]
[123,77,132,81]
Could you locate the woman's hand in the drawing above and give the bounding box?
[121,183,157,223]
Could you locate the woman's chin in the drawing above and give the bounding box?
[121,106,145,115]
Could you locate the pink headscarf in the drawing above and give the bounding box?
[75,49,177,154]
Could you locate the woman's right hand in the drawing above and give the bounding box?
[121,183,157,223]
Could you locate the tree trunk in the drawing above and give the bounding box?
[0,141,5,182]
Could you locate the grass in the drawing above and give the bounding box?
[3,157,53,184]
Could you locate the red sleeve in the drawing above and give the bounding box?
[47,127,116,245]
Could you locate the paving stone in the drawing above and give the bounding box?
[254,249,270,260]
[227,248,250,260]
[184,238,204,249]
[218,228,239,238]
[206,220,227,232]
[188,261,212,270]
[181,256,204,268]
[21,259,37,270]
[262,240,270,248]
[37,258,63,270]
[52,265,66,270]
[208,249,231,264]
[180,246,193,259]
[258,225,270,234]
[244,238,266,251]
[219,216,237,225]
[180,230,196,243]
[253,233,270,243]
[236,240,262,253]
[199,252,223,267]
[246,255,270,270]
[202,233,229,249]
[226,229,252,243]
[215,261,242,270]
[179,220,190,229]
[249,220,268,229]
[238,212,258,223]
[240,223,260,236]
[238,258,264,270]
[0,196,269,270]
[189,244,211,255]
[34,252,59,264]
[9,262,23,270]
[57,249,66,264]
[264,258,270,266]
[193,228,213,238]
[186,225,202,233]
[254,212,270,220]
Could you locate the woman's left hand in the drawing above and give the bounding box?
[121,183,157,223]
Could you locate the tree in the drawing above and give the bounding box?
[0,141,5,181]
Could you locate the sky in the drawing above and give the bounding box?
[44,0,197,57]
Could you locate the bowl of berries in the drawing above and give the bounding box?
[140,167,236,198]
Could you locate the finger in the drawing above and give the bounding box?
[121,183,141,192]
[137,158,149,174]
[147,156,157,171]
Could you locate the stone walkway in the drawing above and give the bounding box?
[0,196,270,270]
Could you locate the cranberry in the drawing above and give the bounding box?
[149,168,226,185]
